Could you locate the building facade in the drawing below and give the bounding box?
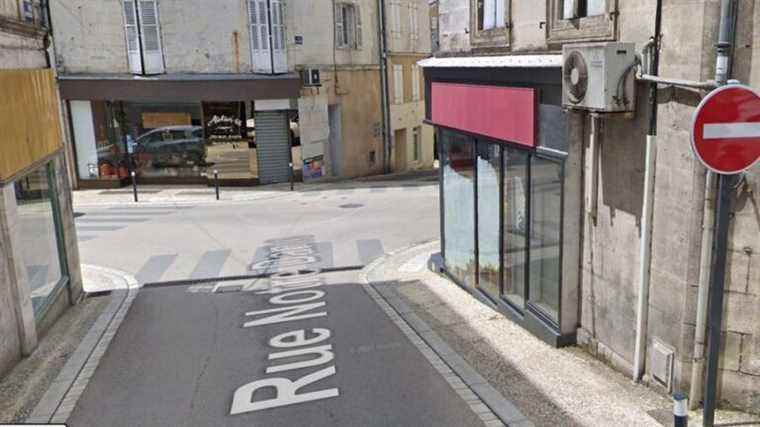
[50,0,433,188]
[0,0,84,376]
[425,0,760,414]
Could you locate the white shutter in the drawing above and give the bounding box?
[335,4,345,47]
[495,0,506,28]
[136,0,164,74]
[249,0,272,73]
[483,0,496,30]
[562,0,577,19]
[391,2,400,38]
[271,0,287,73]
[412,65,420,101]
[393,65,403,104]
[123,1,142,74]
[354,4,362,48]
[409,3,418,41]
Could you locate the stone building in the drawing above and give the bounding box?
[0,0,84,377]
[425,0,760,414]
[49,0,434,188]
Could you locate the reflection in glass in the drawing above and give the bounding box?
[442,130,476,287]
[528,156,563,323]
[14,166,63,313]
[502,148,529,308]
[477,142,500,298]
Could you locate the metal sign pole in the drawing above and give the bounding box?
[702,173,734,426]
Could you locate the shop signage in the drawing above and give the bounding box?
[691,84,760,174]
[203,102,245,142]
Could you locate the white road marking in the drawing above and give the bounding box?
[703,122,760,139]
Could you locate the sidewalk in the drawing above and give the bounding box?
[73,170,438,207]
[363,241,760,427]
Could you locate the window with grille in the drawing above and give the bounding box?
[122,0,164,75]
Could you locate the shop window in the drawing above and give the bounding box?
[13,163,66,315]
[249,0,287,73]
[502,147,529,309]
[528,156,563,324]
[123,0,165,75]
[476,142,501,299]
[548,0,616,44]
[470,0,510,47]
[335,2,362,49]
[441,129,476,287]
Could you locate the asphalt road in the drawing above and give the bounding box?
[66,180,488,427]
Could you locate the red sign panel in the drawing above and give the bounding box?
[431,83,537,147]
[692,84,760,174]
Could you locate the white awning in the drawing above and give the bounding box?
[417,54,562,68]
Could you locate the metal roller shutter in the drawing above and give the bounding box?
[255,111,291,184]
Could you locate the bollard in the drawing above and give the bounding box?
[131,171,138,203]
[214,170,220,200]
[289,162,294,191]
[673,392,688,427]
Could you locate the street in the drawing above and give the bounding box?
[63,179,498,426]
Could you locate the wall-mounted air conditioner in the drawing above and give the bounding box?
[562,42,637,113]
[302,68,321,87]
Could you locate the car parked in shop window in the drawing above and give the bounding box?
[133,126,207,165]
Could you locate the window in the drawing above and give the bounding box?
[249,0,287,73]
[409,2,419,42]
[441,130,476,288]
[411,65,420,101]
[502,147,529,309]
[476,0,506,31]
[13,163,67,315]
[335,3,362,49]
[548,0,615,43]
[123,0,165,75]
[390,1,401,39]
[477,142,501,299]
[393,64,404,104]
[412,126,421,161]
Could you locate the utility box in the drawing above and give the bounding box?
[562,42,637,113]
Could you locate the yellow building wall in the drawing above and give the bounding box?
[0,69,63,183]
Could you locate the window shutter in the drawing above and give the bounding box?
[393,65,403,104]
[123,1,142,74]
[271,0,287,73]
[335,4,345,47]
[136,0,164,74]
[495,0,506,28]
[249,0,272,73]
[562,0,577,19]
[483,0,496,30]
[392,2,400,38]
[412,65,420,101]
[354,4,362,48]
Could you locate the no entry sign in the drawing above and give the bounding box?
[692,84,760,174]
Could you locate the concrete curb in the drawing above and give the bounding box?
[26,266,140,424]
[360,243,533,427]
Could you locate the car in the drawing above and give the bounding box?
[133,125,206,165]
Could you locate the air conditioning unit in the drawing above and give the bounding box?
[302,68,321,87]
[562,42,637,113]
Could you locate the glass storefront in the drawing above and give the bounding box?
[439,128,565,328]
[13,163,67,314]
[441,130,476,287]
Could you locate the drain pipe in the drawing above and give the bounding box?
[633,0,662,383]
[688,0,736,411]
[377,0,392,174]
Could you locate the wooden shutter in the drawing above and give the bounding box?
[391,2,400,38]
[123,0,142,74]
[495,0,506,28]
[393,65,403,104]
[354,4,362,48]
[249,0,272,73]
[271,0,287,73]
[483,0,496,30]
[136,0,164,74]
[335,4,345,47]
[412,65,420,101]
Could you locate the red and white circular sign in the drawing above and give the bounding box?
[691,84,760,174]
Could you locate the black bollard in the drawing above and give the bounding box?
[673,392,688,427]
[214,170,220,200]
[131,171,138,203]
[289,162,294,191]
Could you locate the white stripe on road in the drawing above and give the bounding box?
[704,122,760,139]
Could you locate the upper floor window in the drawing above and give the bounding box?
[548,0,616,44]
[123,0,165,75]
[409,1,418,42]
[476,0,506,31]
[248,0,287,74]
[470,0,510,48]
[393,64,404,104]
[335,2,362,49]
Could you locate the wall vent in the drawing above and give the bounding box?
[651,338,675,392]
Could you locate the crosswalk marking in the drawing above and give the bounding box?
[76,225,126,232]
[190,250,231,279]
[76,217,148,223]
[136,254,178,284]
